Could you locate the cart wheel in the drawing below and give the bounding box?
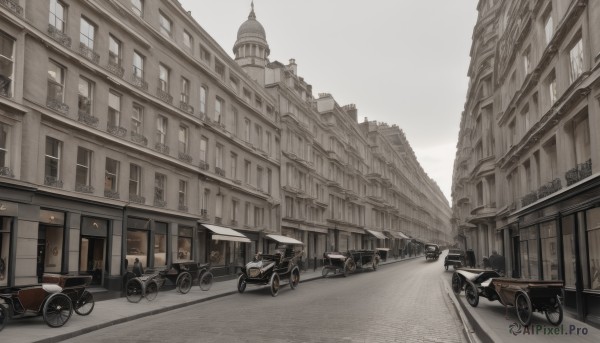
[0,305,7,332]
[199,272,213,291]
[74,290,95,316]
[516,291,532,326]
[43,293,73,328]
[145,280,158,301]
[176,271,193,294]
[289,268,300,290]
[451,273,463,295]
[269,273,280,297]
[545,295,563,326]
[237,274,247,293]
[125,278,143,303]
[322,267,331,278]
[343,259,355,277]
[465,282,479,307]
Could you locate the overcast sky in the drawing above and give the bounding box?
[179,0,479,204]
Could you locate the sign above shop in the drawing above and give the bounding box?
[82,217,108,237]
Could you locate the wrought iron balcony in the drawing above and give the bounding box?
[0,166,14,177]
[129,74,148,91]
[106,60,124,78]
[1,0,23,16]
[0,81,11,98]
[129,193,145,204]
[78,43,99,64]
[215,167,225,177]
[78,112,99,128]
[154,198,167,208]
[156,88,173,104]
[178,204,188,212]
[130,131,148,146]
[565,159,592,186]
[75,183,94,193]
[47,24,71,48]
[104,190,120,199]
[199,160,209,171]
[44,176,63,188]
[538,178,562,199]
[46,97,69,114]
[154,142,169,154]
[179,100,194,114]
[178,152,192,164]
[521,191,538,207]
[107,124,127,138]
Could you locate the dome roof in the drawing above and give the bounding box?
[236,2,266,41]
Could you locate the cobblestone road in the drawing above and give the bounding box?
[64,253,467,343]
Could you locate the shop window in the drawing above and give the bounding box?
[520,226,539,279]
[178,227,193,261]
[154,222,167,266]
[586,207,600,290]
[209,239,225,265]
[126,229,148,269]
[0,217,11,286]
[540,221,558,280]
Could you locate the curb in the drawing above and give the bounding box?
[453,287,503,343]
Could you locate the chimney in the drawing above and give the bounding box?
[288,58,297,75]
[342,104,357,122]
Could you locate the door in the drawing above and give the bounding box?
[512,235,520,278]
[80,236,106,285]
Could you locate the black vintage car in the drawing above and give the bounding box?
[444,249,466,270]
[237,234,303,297]
[424,243,441,260]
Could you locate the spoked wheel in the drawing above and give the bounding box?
[269,273,280,297]
[545,295,563,326]
[343,259,356,277]
[126,278,143,303]
[176,271,193,294]
[43,293,73,328]
[322,267,331,278]
[465,282,479,307]
[515,291,532,326]
[237,274,247,293]
[289,268,300,290]
[451,273,463,295]
[74,290,95,315]
[0,305,7,331]
[145,280,158,301]
[199,272,213,291]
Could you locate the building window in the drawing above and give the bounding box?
[47,60,65,102]
[570,114,591,165]
[255,96,262,109]
[131,104,143,134]
[159,64,169,92]
[229,76,238,92]
[231,200,238,222]
[202,188,210,213]
[133,51,144,79]
[178,227,192,260]
[266,131,271,156]
[180,77,190,104]
[254,124,262,149]
[183,30,193,50]
[200,45,211,63]
[267,168,272,195]
[108,91,121,127]
[215,60,225,79]
[131,0,143,17]
[49,0,66,32]
[79,17,96,49]
[45,137,62,180]
[76,147,92,187]
[215,97,224,123]
[199,86,207,115]
[523,47,530,75]
[230,153,237,180]
[243,88,251,103]
[129,164,141,196]
[156,116,167,145]
[244,118,251,142]
[569,38,583,84]
[178,125,188,154]
[285,196,293,218]
[159,12,172,37]
[245,203,251,226]
[105,158,119,192]
[215,144,223,170]
[154,173,166,202]
[78,77,93,115]
[244,160,251,184]
[215,194,223,219]
[256,166,263,191]
[108,35,121,67]
[0,31,15,97]
[544,11,553,44]
[199,136,208,163]
[254,207,263,228]
[547,72,557,105]
[0,123,9,169]
[178,180,187,209]
[231,107,238,136]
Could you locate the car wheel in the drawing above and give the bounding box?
[270,273,280,297]
[176,271,193,294]
[322,267,331,278]
[145,280,159,301]
[289,268,300,290]
[199,271,213,291]
[516,291,532,326]
[43,293,73,328]
[125,278,143,303]
[0,305,8,331]
[465,282,479,307]
[451,273,463,295]
[237,274,247,294]
[545,295,563,326]
[74,290,95,316]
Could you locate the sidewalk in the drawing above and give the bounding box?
[1,256,420,343]
[443,278,600,343]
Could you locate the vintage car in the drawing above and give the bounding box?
[237,234,303,297]
[424,243,441,260]
[444,249,466,270]
[322,249,380,277]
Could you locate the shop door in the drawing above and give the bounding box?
[512,235,520,278]
[80,236,105,285]
[37,225,64,282]
[36,236,46,283]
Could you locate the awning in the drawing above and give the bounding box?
[201,224,251,243]
[266,234,304,245]
[376,248,390,251]
[365,229,387,240]
[389,231,410,239]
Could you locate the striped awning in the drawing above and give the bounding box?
[266,234,304,245]
[365,229,387,240]
[201,224,251,243]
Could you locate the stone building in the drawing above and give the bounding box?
[452,0,600,325]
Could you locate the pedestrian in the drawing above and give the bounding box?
[489,250,505,274]
[132,257,144,277]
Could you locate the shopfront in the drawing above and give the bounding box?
[201,224,251,276]
[0,215,12,286]
[37,210,65,282]
[79,217,108,286]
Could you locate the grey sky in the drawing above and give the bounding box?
[179,0,479,203]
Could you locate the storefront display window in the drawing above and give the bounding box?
[154,222,167,266]
[126,229,148,269]
[0,217,11,286]
[209,239,226,265]
[540,221,558,280]
[43,226,64,274]
[178,227,193,261]
[562,214,576,288]
[586,207,600,290]
[520,226,539,279]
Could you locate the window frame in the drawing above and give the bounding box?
[79,16,96,50]
[159,63,169,92]
[45,137,62,180]
[131,0,143,17]
[108,91,121,127]
[75,147,92,187]
[105,157,119,192]
[131,103,144,134]
[159,11,172,37]
[133,51,145,79]
[49,0,66,33]
[129,163,142,196]
[156,115,167,145]
[108,34,122,67]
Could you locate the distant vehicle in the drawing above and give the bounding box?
[237,234,303,297]
[424,243,441,261]
[322,250,380,277]
[444,249,466,270]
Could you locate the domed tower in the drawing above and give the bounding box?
[233,1,270,85]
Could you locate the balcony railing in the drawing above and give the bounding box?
[178,152,192,164]
[106,60,124,78]
[44,176,63,188]
[154,142,169,154]
[179,100,194,114]
[78,43,100,64]
[154,198,167,208]
[156,88,173,104]
[199,160,209,171]
[78,112,99,128]
[1,0,23,16]
[538,178,562,200]
[47,24,71,48]
[75,183,94,193]
[215,167,225,177]
[0,80,11,98]
[129,193,145,204]
[0,166,14,177]
[130,132,148,146]
[107,124,127,138]
[104,189,119,199]
[46,97,69,115]
[129,74,148,91]
[178,204,188,212]
[521,191,538,207]
[565,159,592,186]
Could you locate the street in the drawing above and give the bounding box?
[63,254,466,343]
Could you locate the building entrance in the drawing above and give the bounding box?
[80,236,105,285]
[37,225,64,282]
